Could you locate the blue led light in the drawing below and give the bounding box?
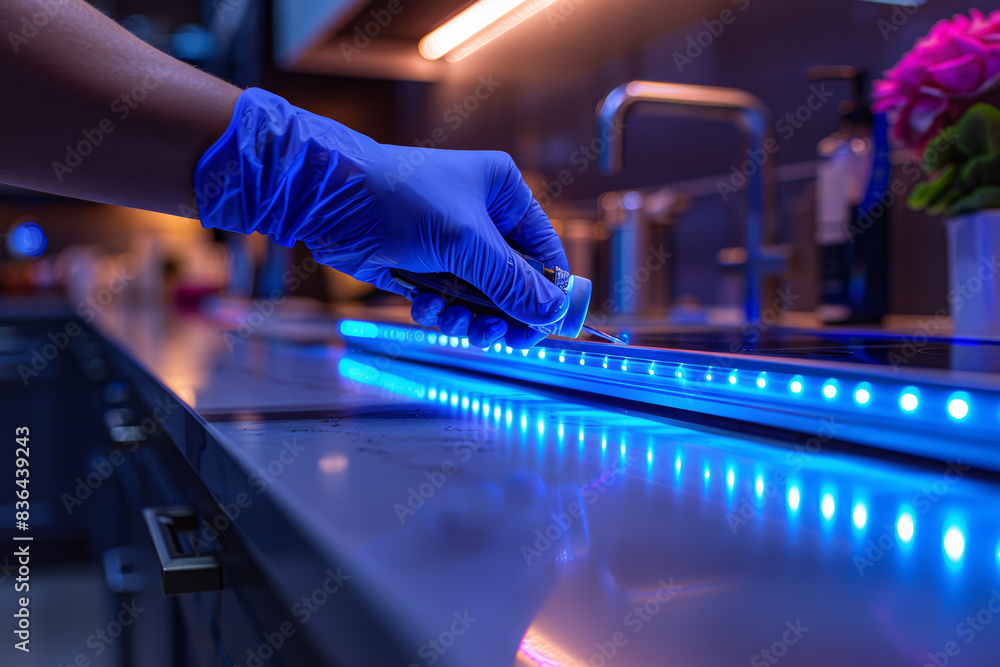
[461,397,469,409]
[788,486,800,510]
[896,512,914,544]
[505,410,513,425]
[648,363,655,376]
[8,222,47,257]
[728,373,738,385]
[494,342,502,352]
[538,349,546,359]
[790,376,804,394]
[647,449,653,463]
[854,383,871,405]
[601,436,607,452]
[948,392,970,420]
[852,502,867,529]
[472,399,479,411]
[506,346,513,354]
[339,320,380,338]
[461,339,469,348]
[579,429,584,442]
[558,354,565,363]
[537,419,545,435]
[440,336,449,346]
[557,424,564,437]
[620,443,626,456]
[705,373,713,381]
[944,525,965,562]
[726,468,735,489]
[675,457,682,472]
[756,373,767,389]
[821,493,835,520]
[823,381,838,399]
[520,414,528,428]
[428,388,437,400]
[703,468,710,480]
[755,476,764,496]
[621,362,628,371]
[676,367,684,379]
[440,390,448,403]
[521,349,529,356]
[450,394,458,406]
[494,406,501,420]
[900,389,919,412]
[602,357,609,369]
[580,357,586,366]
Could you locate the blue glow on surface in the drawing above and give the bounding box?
[621,362,628,371]
[821,493,835,520]
[428,333,437,344]
[726,468,734,489]
[648,362,655,375]
[647,448,653,464]
[787,486,800,510]
[9,222,47,257]
[461,396,468,409]
[506,346,513,354]
[852,502,867,529]
[621,443,626,457]
[854,383,871,405]
[494,406,501,420]
[580,357,586,366]
[450,394,458,406]
[537,419,544,435]
[703,467,710,480]
[790,376,804,394]
[675,367,684,379]
[428,388,437,400]
[756,373,767,389]
[823,381,838,399]
[520,414,528,428]
[521,348,529,356]
[558,423,564,438]
[494,342,502,352]
[944,525,965,562]
[339,320,379,339]
[461,339,469,348]
[948,393,970,420]
[505,410,513,425]
[705,373,713,381]
[440,390,448,403]
[755,475,764,497]
[538,349,546,359]
[472,399,479,411]
[728,373,737,385]
[675,456,682,472]
[558,354,565,363]
[602,357,608,369]
[900,389,919,412]
[601,436,607,452]
[579,429,584,442]
[896,511,915,544]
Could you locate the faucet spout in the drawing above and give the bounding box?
[596,80,782,323]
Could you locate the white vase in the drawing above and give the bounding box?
[946,209,1000,339]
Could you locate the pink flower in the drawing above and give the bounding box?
[873,9,1000,151]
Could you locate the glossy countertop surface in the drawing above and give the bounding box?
[93,305,1000,667]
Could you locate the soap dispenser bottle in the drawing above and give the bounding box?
[809,66,890,324]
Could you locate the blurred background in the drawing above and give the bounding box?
[2,0,973,325]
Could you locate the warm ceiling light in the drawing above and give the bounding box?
[419,0,561,62]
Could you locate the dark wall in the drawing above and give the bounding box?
[402,0,976,315]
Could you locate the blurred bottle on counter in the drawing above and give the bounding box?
[811,66,890,324]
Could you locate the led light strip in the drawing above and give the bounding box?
[418,0,561,62]
[338,321,1000,472]
[339,355,999,573]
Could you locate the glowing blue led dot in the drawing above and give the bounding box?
[787,486,800,511]
[703,468,710,480]
[440,391,448,402]
[705,374,713,381]
[428,389,437,400]
[948,393,970,420]
[676,368,684,379]
[505,410,513,425]
[729,374,738,385]
[580,357,586,366]
[620,443,626,456]
[440,336,449,346]
[756,374,766,389]
[538,349,546,359]
[602,357,608,369]
[579,430,584,442]
[9,222,47,257]
[675,457,682,472]
[428,334,437,345]
[621,362,628,371]
[790,376,804,394]
[494,407,501,419]
[823,383,838,399]
[944,525,965,562]
[505,346,513,354]
[900,391,918,412]
[852,503,867,529]
[450,395,458,406]
[537,419,545,435]
[557,424,564,437]
[558,354,565,363]
[896,512,914,544]
[854,384,871,405]
[821,493,835,520]
[472,400,479,411]
[461,397,469,409]
[726,469,734,489]
[648,363,655,376]
[494,342,502,352]
[755,476,764,496]
[521,349,529,357]
[601,437,607,451]
[461,339,469,348]
[647,449,653,463]
[520,415,528,428]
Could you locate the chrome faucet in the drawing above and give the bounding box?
[597,81,788,323]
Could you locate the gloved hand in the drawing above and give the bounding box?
[195,88,568,348]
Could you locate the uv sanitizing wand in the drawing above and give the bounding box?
[390,256,626,345]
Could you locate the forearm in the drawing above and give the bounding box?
[0,0,240,216]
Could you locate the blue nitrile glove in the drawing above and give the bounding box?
[194,88,568,349]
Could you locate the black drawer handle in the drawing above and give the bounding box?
[142,506,221,596]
